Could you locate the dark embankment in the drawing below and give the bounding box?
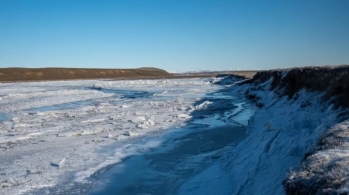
[175,70,257,78]
[0,67,171,82]
[216,71,256,78]
[240,65,349,108]
[216,73,248,80]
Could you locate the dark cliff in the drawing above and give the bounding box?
[241,65,349,108]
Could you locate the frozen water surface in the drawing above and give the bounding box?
[0,113,9,122]
[90,126,246,195]
[0,78,258,195]
[86,88,258,195]
[87,87,156,99]
[27,100,93,112]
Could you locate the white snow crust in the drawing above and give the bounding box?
[0,78,221,194]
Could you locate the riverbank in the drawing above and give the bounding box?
[177,65,349,195]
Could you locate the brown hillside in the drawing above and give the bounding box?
[0,67,171,82]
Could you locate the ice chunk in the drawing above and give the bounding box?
[7,178,17,186]
[81,118,106,123]
[137,118,156,129]
[195,101,213,110]
[177,114,192,119]
[59,158,66,169]
[130,116,146,124]
[123,131,138,137]
[107,134,114,138]
[0,182,13,188]
[26,169,41,174]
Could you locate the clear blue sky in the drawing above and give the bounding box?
[1,0,348,72]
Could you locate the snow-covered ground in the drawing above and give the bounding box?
[283,119,349,194]
[177,75,348,195]
[0,78,227,194]
[2,73,347,195]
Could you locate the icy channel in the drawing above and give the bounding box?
[87,90,258,195]
[0,78,257,195]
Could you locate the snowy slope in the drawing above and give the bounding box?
[283,120,349,194]
[178,68,349,195]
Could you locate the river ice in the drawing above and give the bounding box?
[0,78,250,194]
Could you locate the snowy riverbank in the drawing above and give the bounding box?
[178,66,349,195]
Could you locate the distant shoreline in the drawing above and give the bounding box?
[0,67,256,83]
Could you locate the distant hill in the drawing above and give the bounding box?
[0,67,172,82]
[174,70,257,78]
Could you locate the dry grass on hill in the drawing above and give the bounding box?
[0,67,171,82]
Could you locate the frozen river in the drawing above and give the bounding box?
[0,78,257,195]
[90,91,257,195]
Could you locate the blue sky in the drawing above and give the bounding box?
[0,0,348,72]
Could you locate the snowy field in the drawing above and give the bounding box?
[1,77,250,194]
